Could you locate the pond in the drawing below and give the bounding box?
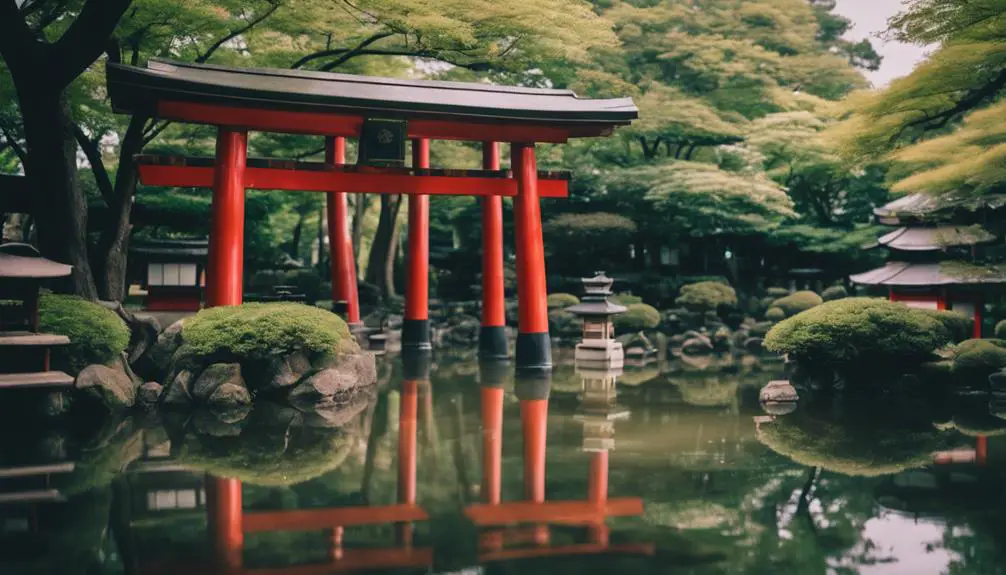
[1,350,1004,575]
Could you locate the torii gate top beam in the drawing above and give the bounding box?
[106,59,637,143]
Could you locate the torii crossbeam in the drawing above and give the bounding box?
[107,59,637,370]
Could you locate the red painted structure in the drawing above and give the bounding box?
[107,59,636,368]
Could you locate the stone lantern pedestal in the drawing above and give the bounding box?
[566,271,627,368]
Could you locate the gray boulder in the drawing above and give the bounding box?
[681,336,714,356]
[194,408,248,437]
[760,380,799,403]
[207,382,252,408]
[193,363,244,402]
[75,364,135,411]
[146,320,186,375]
[258,352,313,391]
[161,369,195,407]
[295,393,372,428]
[137,382,163,409]
[289,351,376,404]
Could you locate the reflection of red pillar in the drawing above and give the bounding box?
[480,142,509,359]
[209,476,243,569]
[326,137,361,325]
[481,386,505,504]
[512,143,551,370]
[398,379,419,545]
[404,139,431,350]
[977,436,988,466]
[587,451,610,545]
[207,128,247,307]
[521,398,548,502]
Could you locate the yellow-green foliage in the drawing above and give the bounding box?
[764,298,962,363]
[611,293,643,305]
[675,281,738,310]
[757,413,949,477]
[771,290,823,317]
[995,320,1006,340]
[821,285,848,301]
[765,287,791,298]
[39,294,130,375]
[953,339,1006,375]
[613,303,661,331]
[183,303,350,360]
[764,307,786,322]
[546,293,580,309]
[749,321,774,337]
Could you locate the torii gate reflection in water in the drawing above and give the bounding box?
[196,357,650,572]
[107,59,637,371]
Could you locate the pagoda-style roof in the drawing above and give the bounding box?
[875,192,1006,225]
[850,261,1006,286]
[566,299,627,316]
[870,225,997,251]
[129,239,209,258]
[0,253,72,279]
[107,59,637,137]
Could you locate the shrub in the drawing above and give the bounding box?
[766,287,790,298]
[917,309,972,343]
[182,303,351,361]
[357,282,382,306]
[764,298,961,364]
[995,319,1006,339]
[953,339,1006,376]
[613,303,661,331]
[675,281,737,310]
[771,290,823,317]
[548,309,580,337]
[39,294,130,375]
[749,321,774,337]
[611,293,643,305]
[764,307,786,322]
[546,293,580,309]
[821,285,849,301]
[283,269,325,302]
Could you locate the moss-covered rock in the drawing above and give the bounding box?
[675,281,737,310]
[546,292,580,309]
[770,290,823,317]
[182,303,352,361]
[613,303,661,331]
[39,294,130,375]
[952,339,1006,377]
[765,298,964,365]
[821,285,849,301]
[764,307,786,322]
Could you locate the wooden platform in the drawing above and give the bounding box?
[0,371,74,389]
[0,331,70,347]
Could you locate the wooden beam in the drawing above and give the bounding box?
[156,101,571,143]
[136,160,569,198]
[464,498,644,526]
[242,503,428,533]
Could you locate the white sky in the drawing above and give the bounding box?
[834,0,933,87]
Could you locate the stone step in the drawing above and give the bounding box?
[0,371,74,389]
[0,462,75,479]
[0,331,70,347]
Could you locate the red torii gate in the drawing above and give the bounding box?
[107,59,636,370]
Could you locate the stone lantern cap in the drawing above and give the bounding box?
[565,270,627,317]
[582,271,614,295]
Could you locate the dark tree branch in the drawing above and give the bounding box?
[0,0,38,70]
[142,120,171,146]
[72,124,114,205]
[0,126,27,165]
[317,48,491,71]
[53,0,134,89]
[894,68,1006,141]
[291,31,395,69]
[196,1,281,64]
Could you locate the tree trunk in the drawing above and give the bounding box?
[365,194,403,299]
[97,114,145,301]
[352,195,367,258]
[19,85,97,298]
[290,214,304,260]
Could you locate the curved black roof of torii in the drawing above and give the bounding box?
[107,59,638,132]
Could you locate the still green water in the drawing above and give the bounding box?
[2,351,1005,575]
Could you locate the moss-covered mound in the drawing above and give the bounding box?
[757,412,951,477]
[952,339,1006,376]
[821,285,848,301]
[764,298,966,365]
[182,303,351,361]
[764,307,786,322]
[770,290,823,317]
[614,303,661,331]
[39,294,130,374]
[675,281,738,310]
[546,292,580,309]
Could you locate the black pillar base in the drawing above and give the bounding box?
[514,370,551,400]
[515,331,552,372]
[401,318,432,351]
[478,325,510,360]
[402,349,432,381]
[478,358,511,388]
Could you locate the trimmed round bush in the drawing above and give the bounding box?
[548,309,580,337]
[39,294,130,375]
[675,281,738,310]
[771,290,823,317]
[611,293,643,305]
[613,303,661,331]
[764,307,786,322]
[766,287,791,298]
[749,321,774,337]
[182,303,351,361]
[546,293,580,309]
[821,285,849,301]
[953,339,1006,376]
[917,309,972,343]
[995,320,1006,339]
[764,298,962,364]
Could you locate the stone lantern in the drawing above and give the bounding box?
[565,271,626,367]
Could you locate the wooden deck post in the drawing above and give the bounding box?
[403,138,431,351]
[480,141,509,359]
[512,143,551,370]
[206,128,247,307]
[325,136,361,326]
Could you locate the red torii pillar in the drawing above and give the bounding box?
[403,139,432,351]
[397,377,420,545]
[325,136,361,327]
[512,144,551,371]
[207,128,248,308]
[480,142,509,360]
[207,476,243,570]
